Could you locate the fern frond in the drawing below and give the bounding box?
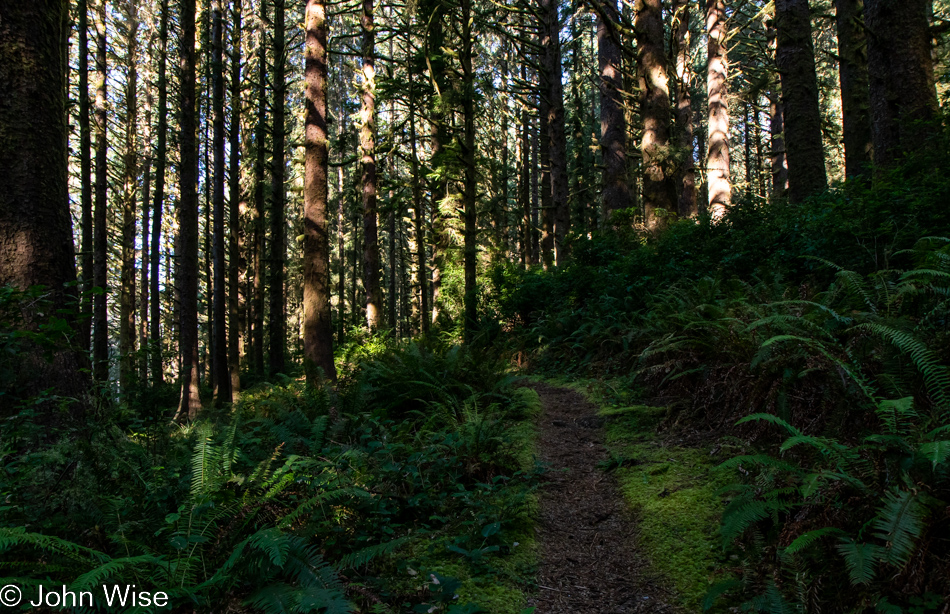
[918,440,950,469]
[336,537,409,570]
[782,527,845,557]
[249,528,292,567]
[856,323,950,413]
[735,413,803,437]
[190,426,220,498]
[871,488,926,567]
[721,496,795,543]
[0,528,106,564]
[70,554,166,590]
[836,539,883,585]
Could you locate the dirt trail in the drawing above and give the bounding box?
[526,383,674,614]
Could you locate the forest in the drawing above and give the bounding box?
[2,0,950,610]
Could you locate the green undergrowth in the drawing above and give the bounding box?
[0,339,544,613]
[556,378,729,612]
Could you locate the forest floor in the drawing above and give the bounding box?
[525,382,677,614]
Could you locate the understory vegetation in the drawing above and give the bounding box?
[0,341,540,613]
[493,148,950,612]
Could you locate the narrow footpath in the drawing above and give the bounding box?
[526,383,675,614]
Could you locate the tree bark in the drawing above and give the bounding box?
[119,0,139,392]
[425,0,447,325]
[636,0,676,227]
[0,0,86,405]
[520,60,531,268]
[150,0,168,386]
[461,0,478,340]
[228,0,243,397]
[360,0,382,331]
[303,0,337,383]
[140,42,152,382]
[211,0,230,403]
[672,0,696,218]
[767,25,789,197]
[598,0,630,221]
[78,0,94,353]
[775,0,827,203]
[93,0,109,383]
[864,0,938,169]
[706,0,730,217]
[269,0,286,375]
[408,52,429,335]
[251,1,267,375]
[540,0,570,263]
[835,0,872,179]
[539,71,553,271]
[177,0,202,419]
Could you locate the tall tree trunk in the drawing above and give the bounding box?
[531,112,539,264]
[408,53,429,334]
[672,0,696,218]
[303,0,337,383]
[360,0,382,331]
[270,0,286,375]
[388,184,397,331]
[637,0,676,228]
[426,0,447,325]
[119,0,139,392]
[519,62,531,268]
[177,0,202,419]
[706,0,730,217]
[775,0,827,203]
[336,53,348,344]
[540,0,570,263]
[0,0,86,406]
[78,0,94,353]
[744,102,752,191]
[251,4,266,375]
[228,0,243,397]
[140,47,152,382]
[769,85,789,197]
[150,0,168,385]
[211,0,230,403]
[864,0,938,169]
[203,107,213,389]
[754,104,765,195]
[500,42,511,256]
[835,0,872,179]
[767,25,789,197]
[598,0,629,221]
[461,0,477,340]
[568,15,586,234]
[539,73,553,271]
[93,0,109,383]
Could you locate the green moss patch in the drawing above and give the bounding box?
[568,379,729,612]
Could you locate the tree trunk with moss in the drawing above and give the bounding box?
[672,0,696,218]
[269,0,286,375]
[775,0,827,203]
[360,0,382,331]
[637,0,676,227]
[835,0,872,179]
[303,0,337,383]
[598,0,630,221]
[93,0,109,382]
[177,0,202,420]
[864,0,938,169]
[0,0,86,407]
[706,0,730,217]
